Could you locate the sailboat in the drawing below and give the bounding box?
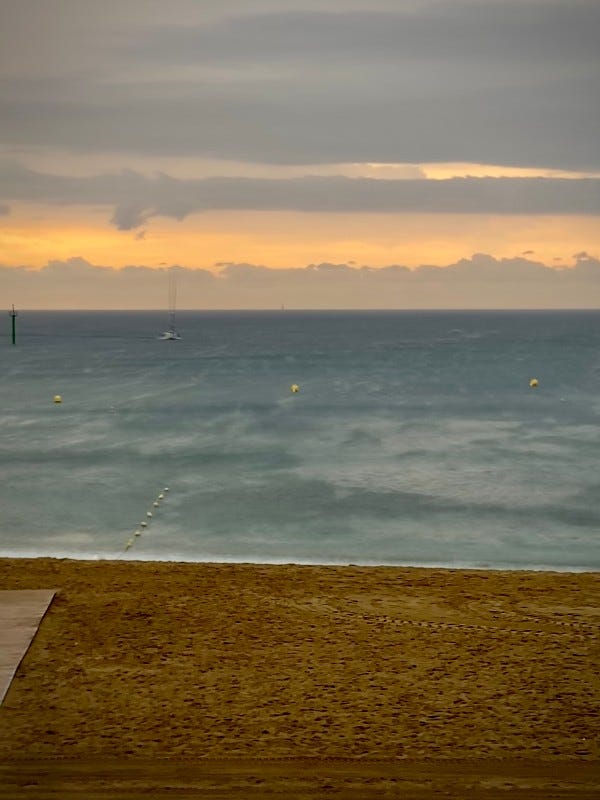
[159,269,182,340]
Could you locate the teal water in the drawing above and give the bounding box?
[1,310,599,570]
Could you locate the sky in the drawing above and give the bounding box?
[1,0,599,309]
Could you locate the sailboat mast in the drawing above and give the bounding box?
[159,268,181,339]
[168,270,177,331]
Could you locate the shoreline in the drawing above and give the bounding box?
[1,557,599,796]
[1,552,597,574]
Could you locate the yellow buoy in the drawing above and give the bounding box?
[53,395,62,404]
[290,384,299,393]
[529,378,539,388]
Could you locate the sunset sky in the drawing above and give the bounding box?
[1,0,599,308]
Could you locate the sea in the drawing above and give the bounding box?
[1,310,599,571]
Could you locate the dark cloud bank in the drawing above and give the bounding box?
[2,163,599,230]
[2,254,599,310]
[1,1,599,170]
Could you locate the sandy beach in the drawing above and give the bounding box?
[0,557,599,798]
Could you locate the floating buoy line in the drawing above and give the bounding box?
[125,487,170,552]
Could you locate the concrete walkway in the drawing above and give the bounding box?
[0,589,56,704]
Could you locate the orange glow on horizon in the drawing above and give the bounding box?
[1,204,598,272]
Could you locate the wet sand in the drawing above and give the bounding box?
[0,557,599,797]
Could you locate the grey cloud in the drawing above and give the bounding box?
[1,259,215,310]
[132,3,599,66]
[2,75,596,170]
[189,253,600,310]
[0,203,9,215]
[307,263,355,273]
[111,205,152,231]
[2,254,598,310]
[2,163,599,228]
[0,2,598,169]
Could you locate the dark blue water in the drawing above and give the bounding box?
[1,310,599,570]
